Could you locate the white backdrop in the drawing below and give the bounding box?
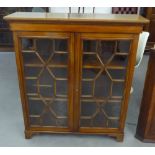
[50,7,112,14]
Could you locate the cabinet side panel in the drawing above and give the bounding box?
[13,32,31,131]
[119,35,139,131]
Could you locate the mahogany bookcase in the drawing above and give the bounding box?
[4,12,148,141]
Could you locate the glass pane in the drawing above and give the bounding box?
[21,37,69,128]
[80,39,131,128]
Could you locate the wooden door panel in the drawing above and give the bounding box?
[148,20,155,42]
[152,8,155,14]
[136,50,155,142]
[149,86,155,135]
[76,33,136,132]
[18,32,74,131]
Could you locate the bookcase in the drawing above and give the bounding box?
[4,12,148,141]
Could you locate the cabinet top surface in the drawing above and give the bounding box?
[4,12,149,24]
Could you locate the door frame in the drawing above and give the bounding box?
[13,31,75,133]
[74,33,139,134]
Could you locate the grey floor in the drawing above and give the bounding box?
[0,52,155,147]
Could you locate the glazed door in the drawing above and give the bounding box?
[18,32,74,132]
[75,33,137,133]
